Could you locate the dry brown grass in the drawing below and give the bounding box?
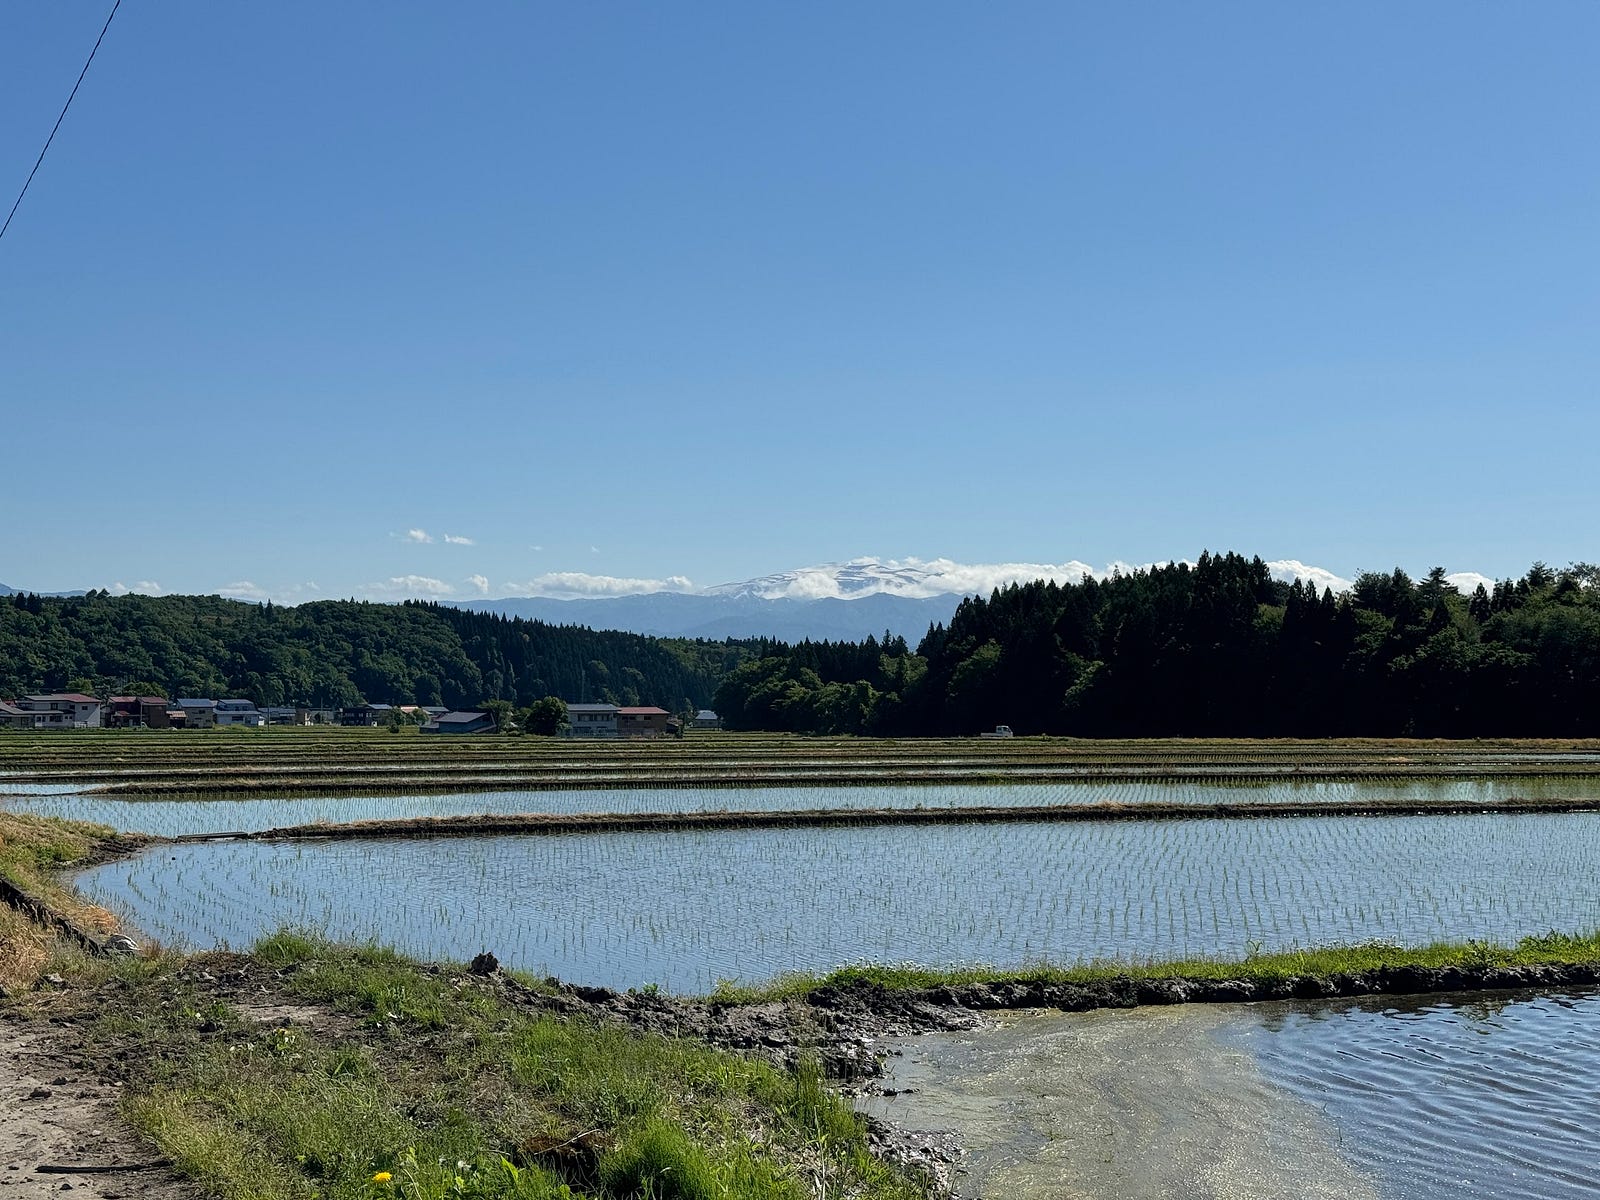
[0,812,123,988]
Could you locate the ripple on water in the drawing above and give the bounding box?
[71,812,1600,992]
[1236,990,1600,1200]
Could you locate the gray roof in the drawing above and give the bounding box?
[436,711,491,724]
[565,703,619,713]
[696,710,719,720]
[176,698,218,708]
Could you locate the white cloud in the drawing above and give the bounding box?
[590,545,601,555]
[107,580,163,596]
[720,557,1101,601]
[443,533,475,546]
[400,529,433,543]
[466,574,490,595]
[529,544,544,552]
[501,573,695,599]
[360,575,456,601]
[217,580,270,601]
[1265,559,1354,594]
[1446,571,1494,594]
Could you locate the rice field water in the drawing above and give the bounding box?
[13,773,1600,836]
[74,810,1600,992]
[12,732,1600,990]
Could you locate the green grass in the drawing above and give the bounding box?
[709,929,1600,1004]
[76,934,928,1200]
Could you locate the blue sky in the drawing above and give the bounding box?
[2,2,1596,601]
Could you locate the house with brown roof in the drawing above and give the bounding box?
[107,697,171,728]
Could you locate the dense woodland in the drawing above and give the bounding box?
[4,553,1599,736]
[713,553,1600,738]
[0,593,761,712]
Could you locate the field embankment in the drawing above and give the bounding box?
[162,791,1600,845]
[6,730,1600,800]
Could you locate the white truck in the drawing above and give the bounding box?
[980,725,1014,738]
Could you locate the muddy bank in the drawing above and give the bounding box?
[398,956,1600,1081]
[861,1006,1382,1200]
[155,792,1600,843]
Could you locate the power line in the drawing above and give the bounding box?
[0,0,122,246]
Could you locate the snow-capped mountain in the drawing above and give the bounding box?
[704,557,1099,602]
[458,556,1498,643]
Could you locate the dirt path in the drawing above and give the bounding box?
[0,1022,197,1200]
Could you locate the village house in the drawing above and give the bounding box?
[14,694,103,727]
[106,696,171,729]
[419,711,496,735]
[176,699,218,729]
[338,704,382,726]
[617,706,671,738]
[215,699,267,727]
[564,702,619,738]
[691,709,722,730]
[0,701,63,730]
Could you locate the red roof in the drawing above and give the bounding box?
[617,706,669,715]
[25,693,100,704]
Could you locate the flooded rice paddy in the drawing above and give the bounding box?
[11,774,1600,835]
[866,989,1600,1199]
[76,809,1600,992]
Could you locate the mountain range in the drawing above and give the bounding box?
[4,556,1499,644]
[455,589,963,644]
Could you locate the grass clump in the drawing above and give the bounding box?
[82,936,927,1200]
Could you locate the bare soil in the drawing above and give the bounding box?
[0,1021,198,1200]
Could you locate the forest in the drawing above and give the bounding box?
[712,553,1600,738]
[4,553,1599,737]
[0,593,762,712]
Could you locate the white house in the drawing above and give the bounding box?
[215,699,267,727]
[15,694,103,728]
[565,702,619,737]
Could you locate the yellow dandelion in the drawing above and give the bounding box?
[372,1171,393,1183]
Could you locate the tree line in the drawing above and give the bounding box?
[713,552,1600,737]
[0,592,763,713]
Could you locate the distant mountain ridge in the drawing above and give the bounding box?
[455,590,961,643]
[0,581,88,599]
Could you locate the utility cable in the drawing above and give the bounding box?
[0,0,122,245]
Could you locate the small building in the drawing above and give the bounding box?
[0,701,62,730]
[691,709,722,730]
[106,696,171,729]
[16,694,103,728]
[565,702,619,738]
[338,704,381,727]
[420,710,496,735]
[261,706,309,725]
[617,706,671,739]
[215,699,266,727]
[176,698,218,729]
